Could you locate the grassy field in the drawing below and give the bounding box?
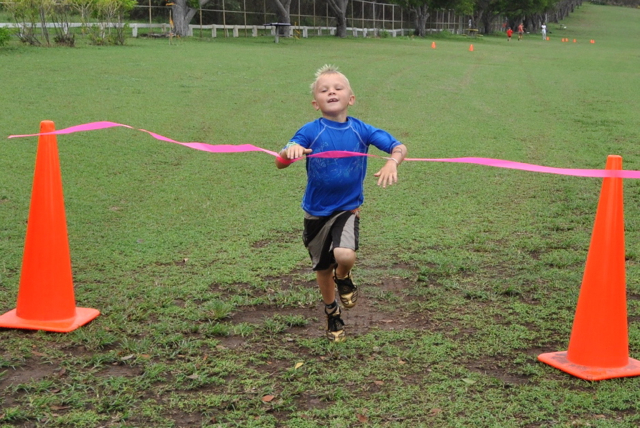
[2,3,640,427]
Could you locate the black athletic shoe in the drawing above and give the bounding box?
[325,305,346,342]
[334,271,358,309]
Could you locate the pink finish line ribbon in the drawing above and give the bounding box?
[8,121,640,179]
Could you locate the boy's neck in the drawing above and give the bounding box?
[322,112,349,123]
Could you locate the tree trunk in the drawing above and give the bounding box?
[39,5,50,46]
[172,0,211,37]
[475,10,484,32]
[412,5,429,37]
[327,0,349,38]
[474,0,500,34]
[481,12,490,34]
[271,0,292,37]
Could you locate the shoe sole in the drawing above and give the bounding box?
[327,329,346,342]
[339,290,358,309]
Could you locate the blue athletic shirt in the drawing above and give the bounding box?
[288,117,401,216]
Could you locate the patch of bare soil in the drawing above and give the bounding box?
[0,362,61,390]
[222,274,430,346]
[468,363,530,386]
[0,360,65,413]
[96,363,141,378]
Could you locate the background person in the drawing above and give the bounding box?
[518,22,524,40]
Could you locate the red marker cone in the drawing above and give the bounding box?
[538,156,640,380]
[0,121,100,332]
[431,41,436,49]
[469,44,474,51]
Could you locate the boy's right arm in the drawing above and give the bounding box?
[275,143,313,169]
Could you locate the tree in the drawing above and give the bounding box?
[475,0,557,34]
[433,0,473,33]
[327,0,349,38]
[389,0,472,37]
[473,0,504,34]
[89,0,135,44]
[8,0,53,45]
[547,0,582,23]
[172,0,212,37]
[269,0,292,37]
[388,0,431,36]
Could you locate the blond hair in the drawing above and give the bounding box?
[309,64,353,95]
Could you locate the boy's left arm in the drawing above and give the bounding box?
[374,144,407,188]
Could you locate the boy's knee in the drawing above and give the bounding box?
[333,247,356,264]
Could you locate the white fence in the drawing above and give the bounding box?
[130,23,409,38]
[0,22,410,38]
[1,21,487,39]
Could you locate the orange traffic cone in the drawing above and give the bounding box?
[0,121,100,332]
[546,37,550,41]
[431,41,436,49]
[573,39,576,43]
[590,39,595,43]
[469,44,474,51]
[538,155,640,380]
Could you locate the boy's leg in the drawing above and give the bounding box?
[331,210,359,309]
[317,267,346,342]
[334,247,358,309]
[316,267,336,304]
[303,210,359,340]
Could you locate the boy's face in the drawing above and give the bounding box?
[312,73,355,120]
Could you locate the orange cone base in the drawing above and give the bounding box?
[538,351,640,381]
[0,307,99,333]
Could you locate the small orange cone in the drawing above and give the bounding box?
[0,121,100,332]
[431,41,436,49]
[573,39,576,43]
[538,155,640,380]
[469,44,474,52]
[546,37,550,41]
[590,39,595,43]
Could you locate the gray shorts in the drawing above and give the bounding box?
[303,209,360,271]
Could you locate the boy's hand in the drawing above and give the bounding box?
[282,143,312,160]
[374,144,406,187]
[374,161,399,188]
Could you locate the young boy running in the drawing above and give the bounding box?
[275,65,407,342]
[517,22,524,40]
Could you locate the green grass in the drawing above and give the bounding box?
[2,3,640,427]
